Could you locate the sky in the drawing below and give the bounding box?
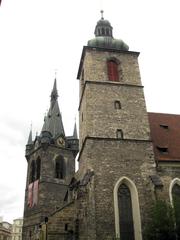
[0,0,180,223]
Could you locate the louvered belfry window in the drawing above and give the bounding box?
[118,183,135,240]
[107,60,119,81]
[29,160,35,183]
[36,157,41,180]
[55,156,65,179]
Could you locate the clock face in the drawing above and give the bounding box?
[57,137,65,147]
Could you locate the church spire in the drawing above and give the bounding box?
[73,122,78,139]
[50,78,58,109]
[41,79,65,138]
[27,126,33,145]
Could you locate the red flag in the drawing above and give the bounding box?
[0,0,2,6]
[27,183,34,208]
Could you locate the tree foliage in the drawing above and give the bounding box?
[173,196,180,240]
[144,200,176,240]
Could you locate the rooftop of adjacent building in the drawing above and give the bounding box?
[148,112,180,162]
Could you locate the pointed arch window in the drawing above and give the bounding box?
[55,156,65,179]
[172,182,180,233]
[29,160,35,183]
[36,157,41,180]
[107,60,119,81]
[114,177,142,240]
[118,184,135,240]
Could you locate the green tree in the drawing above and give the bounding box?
[173,196,180,240]
[144,200,176,240]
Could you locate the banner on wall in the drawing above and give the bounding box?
[27,183,34,208]
[33,180,39,206]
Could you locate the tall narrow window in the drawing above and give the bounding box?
[107,60,119,81]
[172,183,180,234]
[102,28,105,35]
[118,184,135,240]
[29,160,35,183]
[116,129,123,139]
[55,156,65,179]
[114,177,142,240]
[36,157,41,180]
[114,100,121,109]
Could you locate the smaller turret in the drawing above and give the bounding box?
[25,129,33,160]
[66,122,79,157]
[73,122,78,139]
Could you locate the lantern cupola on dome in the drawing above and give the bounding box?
[88,10,129,51]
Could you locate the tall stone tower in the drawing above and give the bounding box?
[22,80,78,239]
[76,12,156,239]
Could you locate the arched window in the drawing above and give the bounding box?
[170,179,180,234]
[36,157,41,180]
[114,177,142,240]
[29,160,35,183]
[55,156,65,179]
[102,28,105,35]
[107,60,119,81]
[106,28,109,35]
[118,184,135,240]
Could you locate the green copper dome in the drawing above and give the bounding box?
[88,11,129,51]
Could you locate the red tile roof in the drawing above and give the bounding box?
[148,112,180,162]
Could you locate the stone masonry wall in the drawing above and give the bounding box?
[23,145,75,239]
[79,48,150,150]
[78,138,156,239]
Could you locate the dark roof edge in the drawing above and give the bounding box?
[77,46,140,79]
[148,112,180,117]
[157,159,180,163]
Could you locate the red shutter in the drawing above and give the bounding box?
[107,61,119,81]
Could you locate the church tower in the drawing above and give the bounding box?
[22,80,78,239]
[76,12,156,239]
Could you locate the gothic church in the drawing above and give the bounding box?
[22,13,180,240]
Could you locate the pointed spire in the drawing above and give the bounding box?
[41,79,65,138]
[73,122,78,139]
[50,79,58,109]
[27,126,33,145]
